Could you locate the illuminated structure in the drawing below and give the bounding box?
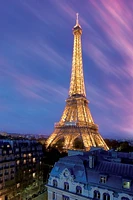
[0,139,44,200]
[46,14,108,151]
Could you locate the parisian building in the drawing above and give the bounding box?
[0,139,44,200]
[47,148,133,200]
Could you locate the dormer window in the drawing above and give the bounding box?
[100,175,107,183]
[9,150,12,154]
[3,150,6,155]
[53,179,58,187]
[123,180,131,189]
[64,182,69,191]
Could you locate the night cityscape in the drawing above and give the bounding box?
[0,0,133,200]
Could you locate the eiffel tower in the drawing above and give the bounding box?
[46,14,109,151]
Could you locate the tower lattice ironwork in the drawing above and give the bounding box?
[46,14,109,151]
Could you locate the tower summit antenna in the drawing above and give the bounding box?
[76,13,79,25]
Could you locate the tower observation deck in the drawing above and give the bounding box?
[46,14,109,151]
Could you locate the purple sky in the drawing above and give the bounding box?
[0,0,133,139]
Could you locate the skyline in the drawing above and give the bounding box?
[0,0,133,139]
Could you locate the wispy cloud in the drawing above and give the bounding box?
[0,56,68,103]
[89,0,133,78]
[0,0,133,136]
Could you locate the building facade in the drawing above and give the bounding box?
[47,148,133,200]
[0,139,44,200]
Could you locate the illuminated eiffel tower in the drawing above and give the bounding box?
[46,14,109,151]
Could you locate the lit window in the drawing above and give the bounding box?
[123,180,130,189]
[33,172,35,178]
[9,150,12,154]
[24,160,26,164]
[28,153,31,157]
[40,161,42,165]
[3,150,6,154]
[23,154,26,157]
[53,179,58,187]
[7,145,10,148]
[17,183,20,188]
[33,158,36,163]
[94,191,100,199]
[17,160,20,165]
[29,169,31,172]
[100,176,107,183]
[64,182,69,191]
[76,186,82,194]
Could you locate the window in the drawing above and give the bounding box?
[53,179,58,187]
[16,148,19,152]
[24,160,26,164]
[5,195,8,200]
[64,182,69,191]
[103,193,110,200]
[62,195,69,200]
[121,198,129,200]
[100,176,107,183]
[3,150,6,155]
[16,160,20,165]
[33,158,36,163]
[17,183,20,188]
[123,180,130,189]
[76,186,82,194]
[33,173,35,178]
[94,190,100,199]
[53,192,56,200]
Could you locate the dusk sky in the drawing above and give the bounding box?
[0,0,133,139]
